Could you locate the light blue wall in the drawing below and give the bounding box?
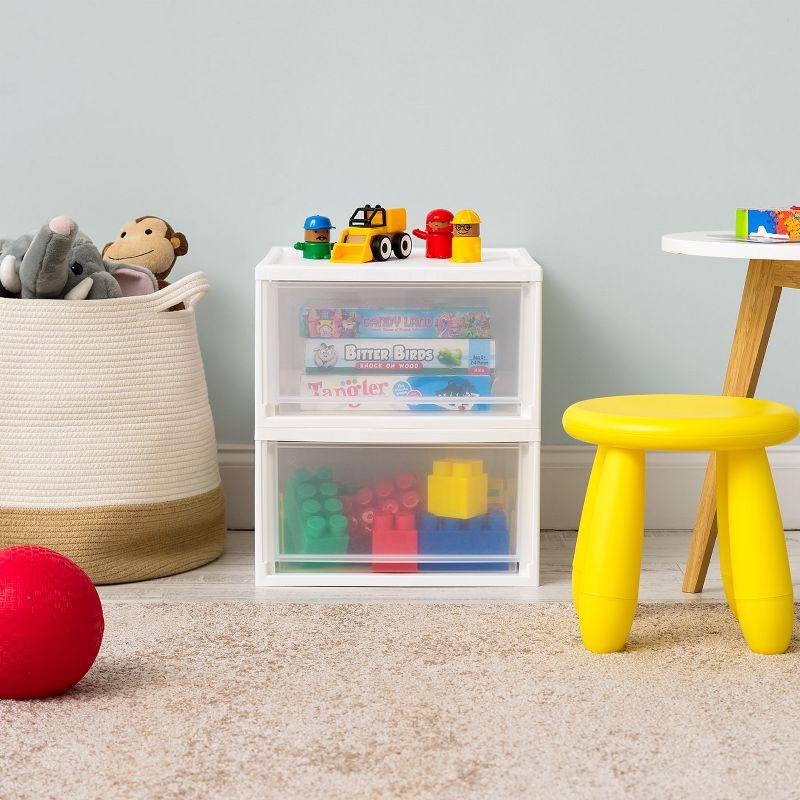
[2,1,799,444]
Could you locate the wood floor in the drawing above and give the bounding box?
[97,529,800,604]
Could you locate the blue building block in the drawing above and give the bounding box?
[418,511,510,571]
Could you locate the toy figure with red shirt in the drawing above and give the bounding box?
[413,209,454,259]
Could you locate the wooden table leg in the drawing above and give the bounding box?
[682,260,782,593]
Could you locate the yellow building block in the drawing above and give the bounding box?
[427,459,488,519]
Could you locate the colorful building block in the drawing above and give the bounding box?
[281,467,349,557]
[427,459,488,519]
[418,511,510,571]
[488,477,515,518]
[342,473,422,555]
[372,511,418,573]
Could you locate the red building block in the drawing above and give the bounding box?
[344,474,422,556]
[372,511,418,573]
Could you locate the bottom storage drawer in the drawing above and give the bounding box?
[257,440,538,582]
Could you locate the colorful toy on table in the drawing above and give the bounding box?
[450,210,482,263]
[330,205,412,263]
[294,215,335,260]
[412,208,454,259]
[281,467,349,557]
[305,338,495,374]
[301,306,491,339]
[735,207,800,242]
[300,373,493,412]
[421,458,509,571]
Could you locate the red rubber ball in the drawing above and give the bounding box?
[0,546,104,699]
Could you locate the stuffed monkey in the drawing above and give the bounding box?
[103,216,188,290]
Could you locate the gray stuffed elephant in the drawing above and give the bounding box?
[0,232,32,298]
[0,216,158,299]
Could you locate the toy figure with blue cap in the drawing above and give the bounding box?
[295,215,335,260]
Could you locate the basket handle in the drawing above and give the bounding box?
[149,272,210,312]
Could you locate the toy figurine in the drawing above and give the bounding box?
[450,210,481,263]
[412,209,454,259]
[294,215,335,260]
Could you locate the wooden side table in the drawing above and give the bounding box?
[662,231,800,593]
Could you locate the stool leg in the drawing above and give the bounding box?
[573,446,607,614]
[577,447,645,653]
[727,448,793,655]
[714,452,737,619]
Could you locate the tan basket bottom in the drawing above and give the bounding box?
[0,485,226,585]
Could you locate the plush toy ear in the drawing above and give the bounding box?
[171,232,188,256]
[106,264,158,296]
[0,254,20,293]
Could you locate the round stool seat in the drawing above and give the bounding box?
[563,394,799,451]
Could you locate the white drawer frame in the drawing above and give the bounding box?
[255,434,540,587]
[254,246,543,587]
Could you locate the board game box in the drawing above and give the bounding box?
[736,208,800,241]
[299,374,493,412]
[300,307,492,339]
[305,338,495,374]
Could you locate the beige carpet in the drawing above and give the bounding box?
[2,602,800,800]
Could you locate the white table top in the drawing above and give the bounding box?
[662,231,800,261]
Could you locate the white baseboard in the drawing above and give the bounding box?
[219,444,800,531]
[218,445,256,530]
[541,445,800,530]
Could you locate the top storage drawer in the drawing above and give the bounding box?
[255,248,541,428]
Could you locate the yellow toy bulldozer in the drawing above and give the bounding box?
[331,205,413,263]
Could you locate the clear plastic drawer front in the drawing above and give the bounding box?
[263,282,530,416]
[266,442,528,575]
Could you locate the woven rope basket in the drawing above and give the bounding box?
[0,272,225,584]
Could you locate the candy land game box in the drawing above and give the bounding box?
[300,307,492,339]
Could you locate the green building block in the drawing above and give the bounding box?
[281,467,349,561]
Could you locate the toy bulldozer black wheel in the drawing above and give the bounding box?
[371,235,392,261]
[392,232,413,259]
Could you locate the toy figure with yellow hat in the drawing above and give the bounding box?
[450,210,481,263]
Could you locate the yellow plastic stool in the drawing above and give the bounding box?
[562,395,799,655]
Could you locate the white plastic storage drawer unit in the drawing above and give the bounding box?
[254,247,542,586]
